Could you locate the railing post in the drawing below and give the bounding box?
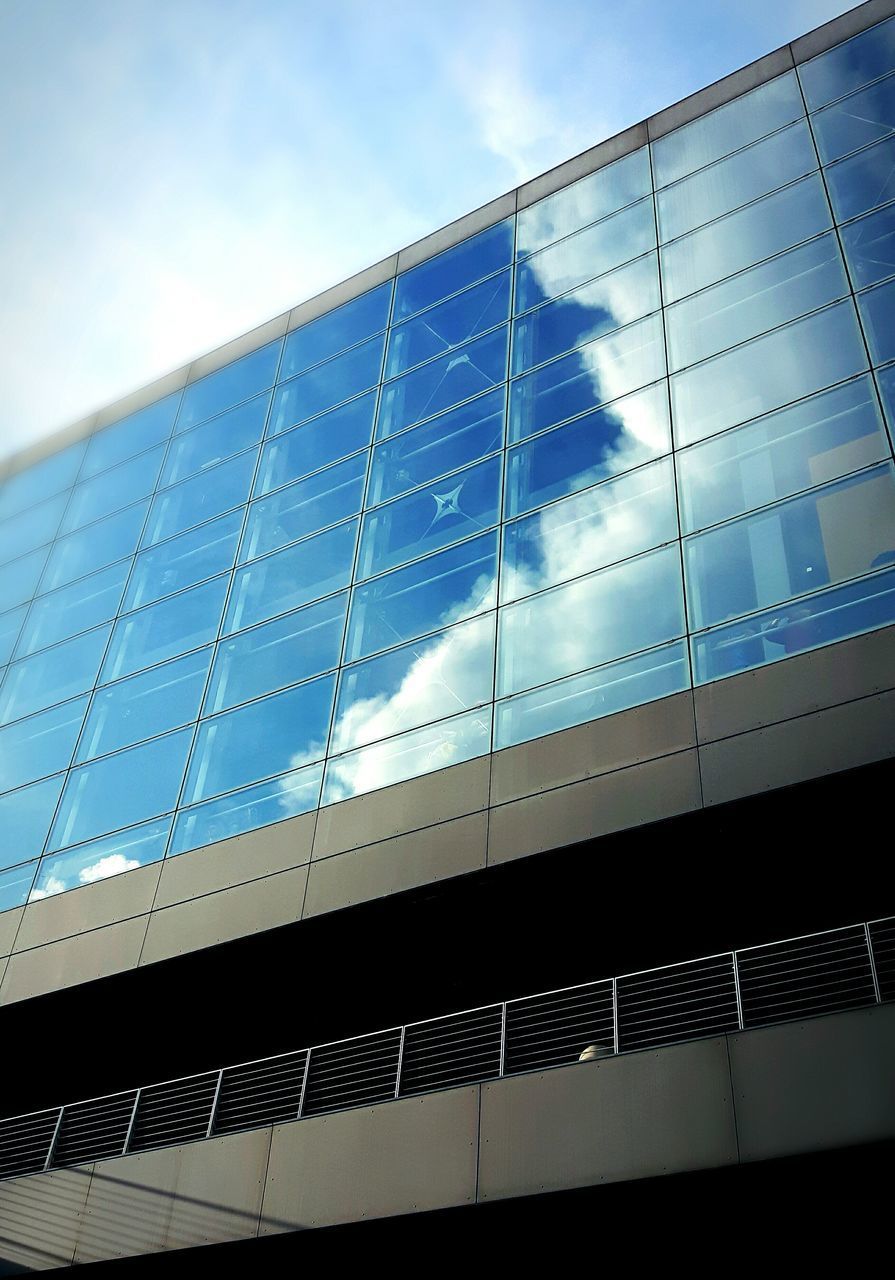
[43,1107,64,1172]
[297,1050,311,1119]
[122,1089,141,1156]
[732,951,745,1030]
[612,978,619,1055]
[864,922,882,1004]
[205,1069,224,1139]
[394,1027,407,1099]
[498,1003,507,1077]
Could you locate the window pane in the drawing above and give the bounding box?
[204,593,347,714]
[517,148,651,258]
[377,327,508,440]
[386,272,510,379]
[0,546,48,613]
[877,362,895,438]
[799,15,895,110]
[143,450,257,547]
[345,530,498,662]
[394,220,513,321]
[224,518,358,634]
[367,389,505,508]
[170,763,323,855]
[255,393,375,492]
[0,492,67,567]
[501,457,678,603]
[0,696,88,794]
[812,73,895,165]
[76,647,212,763]
[331,613,495,753]
[0,442,84,523]
[0,860,37,911]
[125,509,243,612]
[841,202,895,289]
[0,625,111,725]
[677,376,890,534]
[824,136,895,221]
[0,606,26,666]
[497,544,685,697]
[270,335,384,434]
[61,444,165,535]
[670,302,869,446]
[660,175,832,304]
[42,500,149,592]
[240,453,366,564]
[515,198,655,313]
[656,121,817,242]
[509,312,666,443]
[684,463,895,630]
[322,706,492,805]
[160,393,270,487]
[184,674,336,805]
[857,277,895,364]
[16,561,129,657]
[101,576,228,683]
[512,253,660,375]
[82,393,179,480]
[177,340,281,430]
[281,282,392,380]
[505,383,671,516]
[31,817,171,897]
[495,639,690,750]
[0,775,65,870]
[48,728,192,852]
[357,456,501,580]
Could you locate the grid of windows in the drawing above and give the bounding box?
[1,15,895,909]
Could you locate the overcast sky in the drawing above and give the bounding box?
[0,0,853,460]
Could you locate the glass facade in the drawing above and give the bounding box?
[1,15,895,914]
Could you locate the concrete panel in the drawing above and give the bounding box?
[73,1128,270,1264]
[139,864,309,967]
[0,917,148,1005]
[488,749,702,865]
[93,365,191,430]
[490,692,697,807]
[648,46,794,141]
[694,626,895,744]
[303,811,488,919]
[699,690,895,807]
[153,812,316,909]
[0,905,23,957]
[792,0,895,64]
[729,1005,895,1163]
[397,193,517,274]
[187,313,289,382]
[516,123,648,211]
[259,1086,478,1232]
[312,756,491,860]
[14,862,162,953]
[0,1164,93,1272]
[478,1039,737,1200]
[288,256,398,332]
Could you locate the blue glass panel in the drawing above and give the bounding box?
[825,136,895,221]
[256,393,375,493]
[501,457,678,604]
[841,202,895,288]
[48,728,192,852]
[660,175,833,304]
[101,576,228,683]
[677,377,890,534]
[0,775,65,870]
[0,696,88,795]
[509,312,666,443]
[160,393,270,487]
[31,817,171,897]
[812,73,895,165]
[184,674,336,805]
[125,509,243,612]
[666,233,850,373]
[0,606,26,666]
[345,530,498,662]
[331,613,495,754]
[857,277,895,363]
[516,148,651,258]
[656,121,817,242]
[224,518,358,634]
[240,454,366,564]
[322,705,492,805]
[281,282,393,381]
[81,393,179,480]
[0,860,37,911]
[367,389,505,508]
[0,546,48,613]
[684,463,895,631]
[377,328,508,441]
[61,444,165,535]
[505,383,670,517]
[16,561,129,658]
[513,254,660,375]
[515,198,655,314]
[177,340,281,430]
[877,362,895,439]
[143,450,257,547]
[671,302,869,446]
[394,220,514,321]
[494,639,690,750]
[42,500,149,592]
[170,763,323,855]
[204,593,346,715]
[0,442,84,523]
[270,336,385,435]
[76,647,212,763]
[357,456,501,580]
[0,625,111,725]
[691,567,895,682]
[799,15,895,110]
[0,492,67,567]
[497,543,685,698]
[385,272,510,379]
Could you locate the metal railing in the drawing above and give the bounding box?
[0,915,890,1183]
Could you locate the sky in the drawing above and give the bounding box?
[0,0,853,461]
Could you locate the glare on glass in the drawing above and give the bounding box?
[81,392,179,481]
[516,148,651,259]
[841,202,895,289]
[824,136,895,222]
[799,14,895,111]
[812,73,895,165]
[0,774,65,871]
[41,500,149,593]
[15,560,129,658]
[270,335,385,435]
[857,277,895,364]
[281,281,392,381]
[0,860,38,911]
[125,509,243,612]
[176,340,282,431]
[0,442,84,524]
[240,453,366,564]
[0,492,67,568]
[0,696,88,796]
[0,605,26,667]
[60,444,166,536]
[255,393,376,495]
[31,817,172,898]
[386,271,511,378]
[101,576,228,684]
[143,450,257,548]
[0,546,48,614]
[161,393,271,488]
[170,762,323,856]
[0,624,111,726]
[393,220,513,321]
[376,327,508,440]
